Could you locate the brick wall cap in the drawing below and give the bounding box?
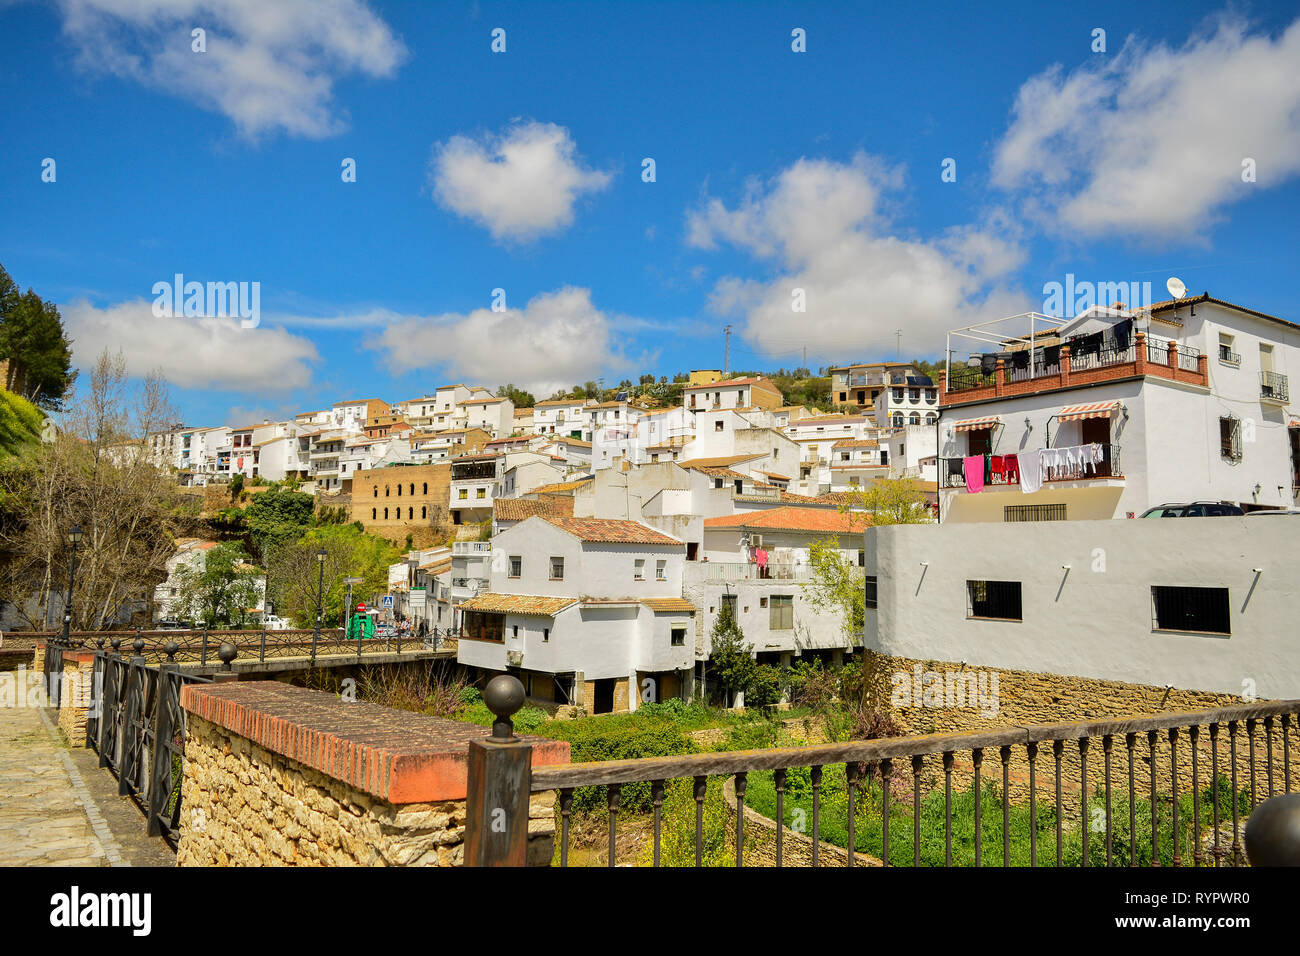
[180,681,569,804]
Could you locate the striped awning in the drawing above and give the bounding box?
[953,416,1001,432]
[1057,401,1120,422]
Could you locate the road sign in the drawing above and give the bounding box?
[381,595,394,609]
[357,603,367,612]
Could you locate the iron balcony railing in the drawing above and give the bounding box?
[1219,347,1241,366]
[940,444,1121,489]
[464,684,1299,867]
[1260,371,1289,403]
[689,562,812,583]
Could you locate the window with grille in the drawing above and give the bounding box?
[634,559,644,581]
[865,576,878,609]
[1152,586,1230,635]
[550,557,564,580]
[966,580,1022,620]
[769,595,794,629]
[671,627,686,647]
[1004,504,1067,522]
[509,556,521,578]
[1220,417,1242,462]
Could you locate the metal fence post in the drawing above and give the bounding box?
[146,642,180,837]
[98,639,121,768]
[464,675,533,867]
[118,635,146,797]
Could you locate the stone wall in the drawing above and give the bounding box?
[56,652,95,746]
[863,650,1299,819]
[177,681,569,866]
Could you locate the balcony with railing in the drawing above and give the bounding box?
[687,561,813,583]
[1260,371,1290,404]
[943,332,1206,404]
[940,443,1122,490]
[452,541,493,555]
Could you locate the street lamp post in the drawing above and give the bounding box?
[311,547,326,665]
[61,525,83,645]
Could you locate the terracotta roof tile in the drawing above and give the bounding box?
[493,497,575,521]
[640,598,697,613]
[538,515,683,545]
[458,593,577,616]
[703,506,870,534]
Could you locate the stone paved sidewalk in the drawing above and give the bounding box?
[0,700,115,865]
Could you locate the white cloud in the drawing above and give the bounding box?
[429,121,612,242]
[372,287,641,396]
[687,154,1030,360]
[63,298,319,390]
[55,0,406,138]
[992,16,1300,237]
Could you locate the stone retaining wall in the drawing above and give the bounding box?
[177,681,569,866]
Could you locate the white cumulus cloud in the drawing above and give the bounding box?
[687,154,1030,360]
[992,16,1300,237]
[371,287,641,396]
[63,298,319,391]
[429,121,613,242]
[55,0,406,138]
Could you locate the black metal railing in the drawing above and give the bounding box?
[944,364,995,393]
[1261,371,1289,403]
[1069,340,1135,371]
[464,689,1300,867]
[88,638,211,843]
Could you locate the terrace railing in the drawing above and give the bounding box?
[465,678,1300,867]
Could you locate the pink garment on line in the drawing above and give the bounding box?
[755,548,769,569]
[963,456,985,493]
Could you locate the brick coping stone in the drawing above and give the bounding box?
[181,681,570,804]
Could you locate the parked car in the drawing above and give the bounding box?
[1139,501,1246,517]
[1245,507,1300,516]
[375,622,396,638]
[153,620,191,630]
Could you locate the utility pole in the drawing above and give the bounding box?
[802,346,807,371]
[723,325,731,377]
[896,329,902,363]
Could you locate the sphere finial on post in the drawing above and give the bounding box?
[1244,793,1300,866]
[483,674,526,742]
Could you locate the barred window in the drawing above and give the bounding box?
[865,576,878,609]
[1004,504,1067,522]
[1152,586,1230,635]
[967,580,1022,620]
[769,595,794,630]
[1220,416,1242,462]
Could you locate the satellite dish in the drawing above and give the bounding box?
[1166,277,1187,300]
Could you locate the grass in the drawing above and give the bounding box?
[743,767,1253,867]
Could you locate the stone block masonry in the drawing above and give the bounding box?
[177,681,569,866]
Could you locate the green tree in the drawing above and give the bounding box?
[170,541,263,627]
[802,537,865,645]
[495,383,536,408]
[708,603,756,707]
[0,263,76,410]
[840,477,931,525]
[243,486,315,563]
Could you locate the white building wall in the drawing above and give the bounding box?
[866,518,1300,698]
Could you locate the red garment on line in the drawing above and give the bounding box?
[1003,453,1020,483]
[991,455,1005,478]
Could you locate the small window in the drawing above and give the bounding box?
[543,628,550,643]
[759,596,768,608]
[372,508,377,519]
[459,488,468,500]
[656,560,666,581]
[865,576,878,609]
[550,557,564,580]
[383,507,389,519]
[509,556,522,578]
[397,484,401,496]
[671,626,686,647]
[769,595,793,630]
[421,506,427,519]
[1220,417,1242,462]
[476,488,486,499]
[966,580,1022,621]
[373,487,378,498]
[512,625,519,638]
[634,559,645,581]
[1152,586,1230,635]
[423,482,428,495]
[715,420,724,431]
[385,485,390,496]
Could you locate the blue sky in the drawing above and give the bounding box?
[2,0,1298,425]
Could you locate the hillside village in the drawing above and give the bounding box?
[134,293,1300,713]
